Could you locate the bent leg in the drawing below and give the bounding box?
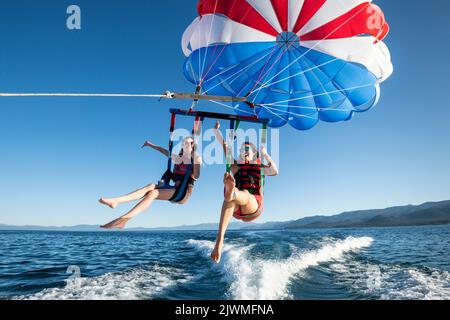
[222,173,257,211]
[233,190,259,216]
[101,188,175,229]
[210,173,258,262]
[99,183,157,208]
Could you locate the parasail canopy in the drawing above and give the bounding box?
[182,0,393,130]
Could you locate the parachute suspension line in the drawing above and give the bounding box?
[253,82,379,122]
[208,99,255,116]
[195,21,205,84]
[251,2,372,95]
[199,0,250,86]
[246,23,310,102]
[246,45,281,97]
[250,57,340,95]
[262,104,318,110]
[260,83,377,107]
[248,33,301,101]
[257,82,379,121]
[300,57,335,102]
[204,48,274,87]
[259,104,318,121]
[249,46,291,104]
[204,49,275,94]
[260,103,353,112]
[253,33,389,96]
[200,44,220,87]
[258,104,289,123]
[200,0,219,82]
[249,37,305,106]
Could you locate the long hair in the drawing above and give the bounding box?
[178,136,194,157]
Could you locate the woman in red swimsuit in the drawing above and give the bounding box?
[211,121,278,263]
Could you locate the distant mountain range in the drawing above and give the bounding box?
[272,200,450,229]
[1,200,449,232]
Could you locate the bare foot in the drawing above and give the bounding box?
[99,198,118,209]
[100,217,131,229]
[223,173,236,202]
[210,241,224,263]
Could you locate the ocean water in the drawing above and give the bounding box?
[0,225,449,300]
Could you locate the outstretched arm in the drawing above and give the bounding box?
[261,146,279,176]
[142,140,169,157]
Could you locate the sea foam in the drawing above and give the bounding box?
[188,236,373,300]
[331,259,450,300]
[18,265,191,300]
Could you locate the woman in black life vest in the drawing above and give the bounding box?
[99,136,202,229]
[211,121,279,263]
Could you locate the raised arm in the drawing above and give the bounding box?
[261,146,279,176]
[213,121,227,154]
[142,140,170,157]
[214,121,236,166]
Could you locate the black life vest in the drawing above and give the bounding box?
[172,162,193,183]
[235,162,262,196]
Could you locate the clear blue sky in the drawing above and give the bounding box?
[1,0,449,228]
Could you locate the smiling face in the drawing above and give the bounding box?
[240,143,256,163]
[182,137,194,154]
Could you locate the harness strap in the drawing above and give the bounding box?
[226,119,236,173]
[260,123,268,195]
[234,120,241,140]
[162,113,177,185]
[169,166,194,203]
[170,115,203,203]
